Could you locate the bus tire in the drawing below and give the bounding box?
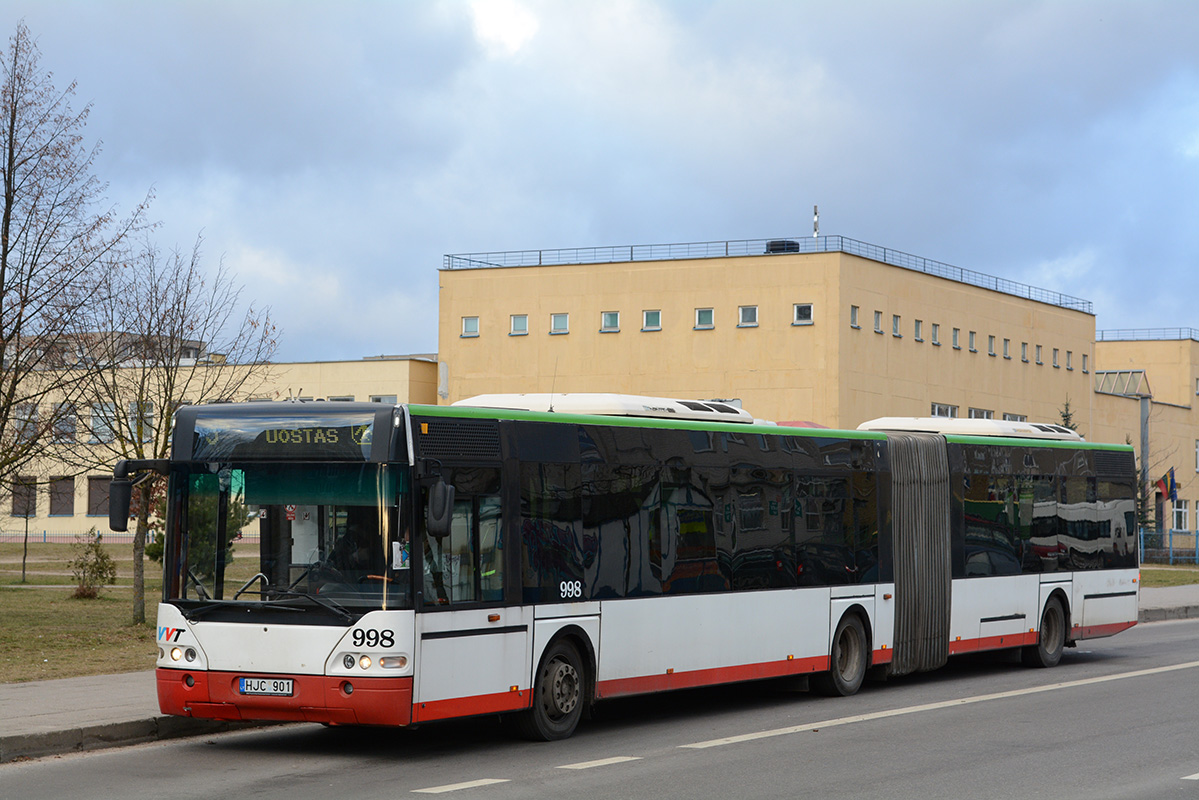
[1022,596,1066,668]
[813,613,868,696]
[515,640,585,741]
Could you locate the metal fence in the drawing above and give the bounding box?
[443,234,1094,314]
[1141,529,1199,566]
[1096,328,1199,342]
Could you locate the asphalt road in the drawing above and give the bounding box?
[5,619,1199,800]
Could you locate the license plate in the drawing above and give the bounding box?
[239,677,294,696]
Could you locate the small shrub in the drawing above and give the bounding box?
[70,527,118,599]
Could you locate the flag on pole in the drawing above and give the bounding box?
[1158,469,1178,502]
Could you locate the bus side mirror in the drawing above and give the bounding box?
[109,478,133,533]
[426,479,455,538]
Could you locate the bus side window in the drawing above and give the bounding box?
[479,495,503,601]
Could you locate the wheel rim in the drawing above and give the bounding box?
[1043,605,1063,655]
[542,658,579,719]
[836,625,864,679]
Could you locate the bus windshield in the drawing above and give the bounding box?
[162,462,412,616]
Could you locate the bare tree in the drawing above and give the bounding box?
[85,234,277,623]
[0,23,147,487]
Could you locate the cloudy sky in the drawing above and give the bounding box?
[6,1,1199,362]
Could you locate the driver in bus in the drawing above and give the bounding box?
[326,506,385,574]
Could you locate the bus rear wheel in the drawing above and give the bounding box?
[515,640,585,741]
[813,614,868,696]
[1022,596,1066,668]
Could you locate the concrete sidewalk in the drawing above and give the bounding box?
[3,586,1197,763]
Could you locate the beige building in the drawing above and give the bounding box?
[438,236,1198,532]
[2,355,438,542]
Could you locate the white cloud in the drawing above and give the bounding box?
[468,0,539,57]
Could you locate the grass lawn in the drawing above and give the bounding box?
[1140,565,1199,588]
[0,541,251,684]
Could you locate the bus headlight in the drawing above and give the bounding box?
[380,655,408,670]
[171,647,183,662]
[359,655,372,670]
[343,654,355,669]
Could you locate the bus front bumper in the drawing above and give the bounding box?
[156,668,413,726]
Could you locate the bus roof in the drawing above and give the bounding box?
[452,393,763,425]
[857,417,1084,441]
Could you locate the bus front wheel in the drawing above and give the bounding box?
[515,640,585,741]
[1022,596,1066,668]
[813,614,868,696]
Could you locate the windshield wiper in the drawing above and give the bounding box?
[266,588,357,623]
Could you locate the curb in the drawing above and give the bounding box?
[1139,605,1199,624]
[0,717,272,764]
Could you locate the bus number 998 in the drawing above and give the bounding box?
[352,629,394,647]
[560,581,583,599]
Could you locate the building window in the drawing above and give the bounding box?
[370,395,398,404]
[1196,439,1199,472]
[1053,348,1060,368]
[931,402,958,418]
[14,404,37,442]
[969,408,994,419]
[550,313,570,334]
[49,477,74,516]
[461,316,479,338]
[52,403,77,443]
[327,396,354,402]
[11,476,35,517]
[850,305,859,328]
[1022,342,1029,363]
[1004,413,1027,422]
[510,314,528,336]
[892,314,901,337]
[695,308,714,329]
[793,303,814,326]
[987,335,996,357]
[1083,353,1089,373]
[874,311,883,334]
[968,331,977,352]
[914,319,923,341]
[643,310,661,331]
[952,328,961,349]
[1003,338,1011,359]
[601,311,620,332]
[931,323,940,345]
[128,401,153,443]
[1035,345,1043,365]
[1066,351,1073,370]
[738,306,758,327]
[90,403,117,444]
[1174,499,1189,532]
[87,476,110,517]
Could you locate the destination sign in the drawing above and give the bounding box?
[192,412,375,461]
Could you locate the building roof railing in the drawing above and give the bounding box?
[1096,328,1199,343]
[443,234,1094,314]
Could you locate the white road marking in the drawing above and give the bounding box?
[412,779,510,793]
[1182,772,1199,781]
[682,659,1199,750]
[558,756,642,770]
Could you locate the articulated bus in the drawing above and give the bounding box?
[109,395,1139,740]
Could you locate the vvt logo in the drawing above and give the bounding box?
[158,627,184,642]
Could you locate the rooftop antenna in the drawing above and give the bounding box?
[813,204,819,238]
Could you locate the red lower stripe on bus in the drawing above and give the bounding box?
[872,648,893,665]
[412,689,530,723]
[1074,621,1137,639]
[596,655,828,699]
[157,668,413,726]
